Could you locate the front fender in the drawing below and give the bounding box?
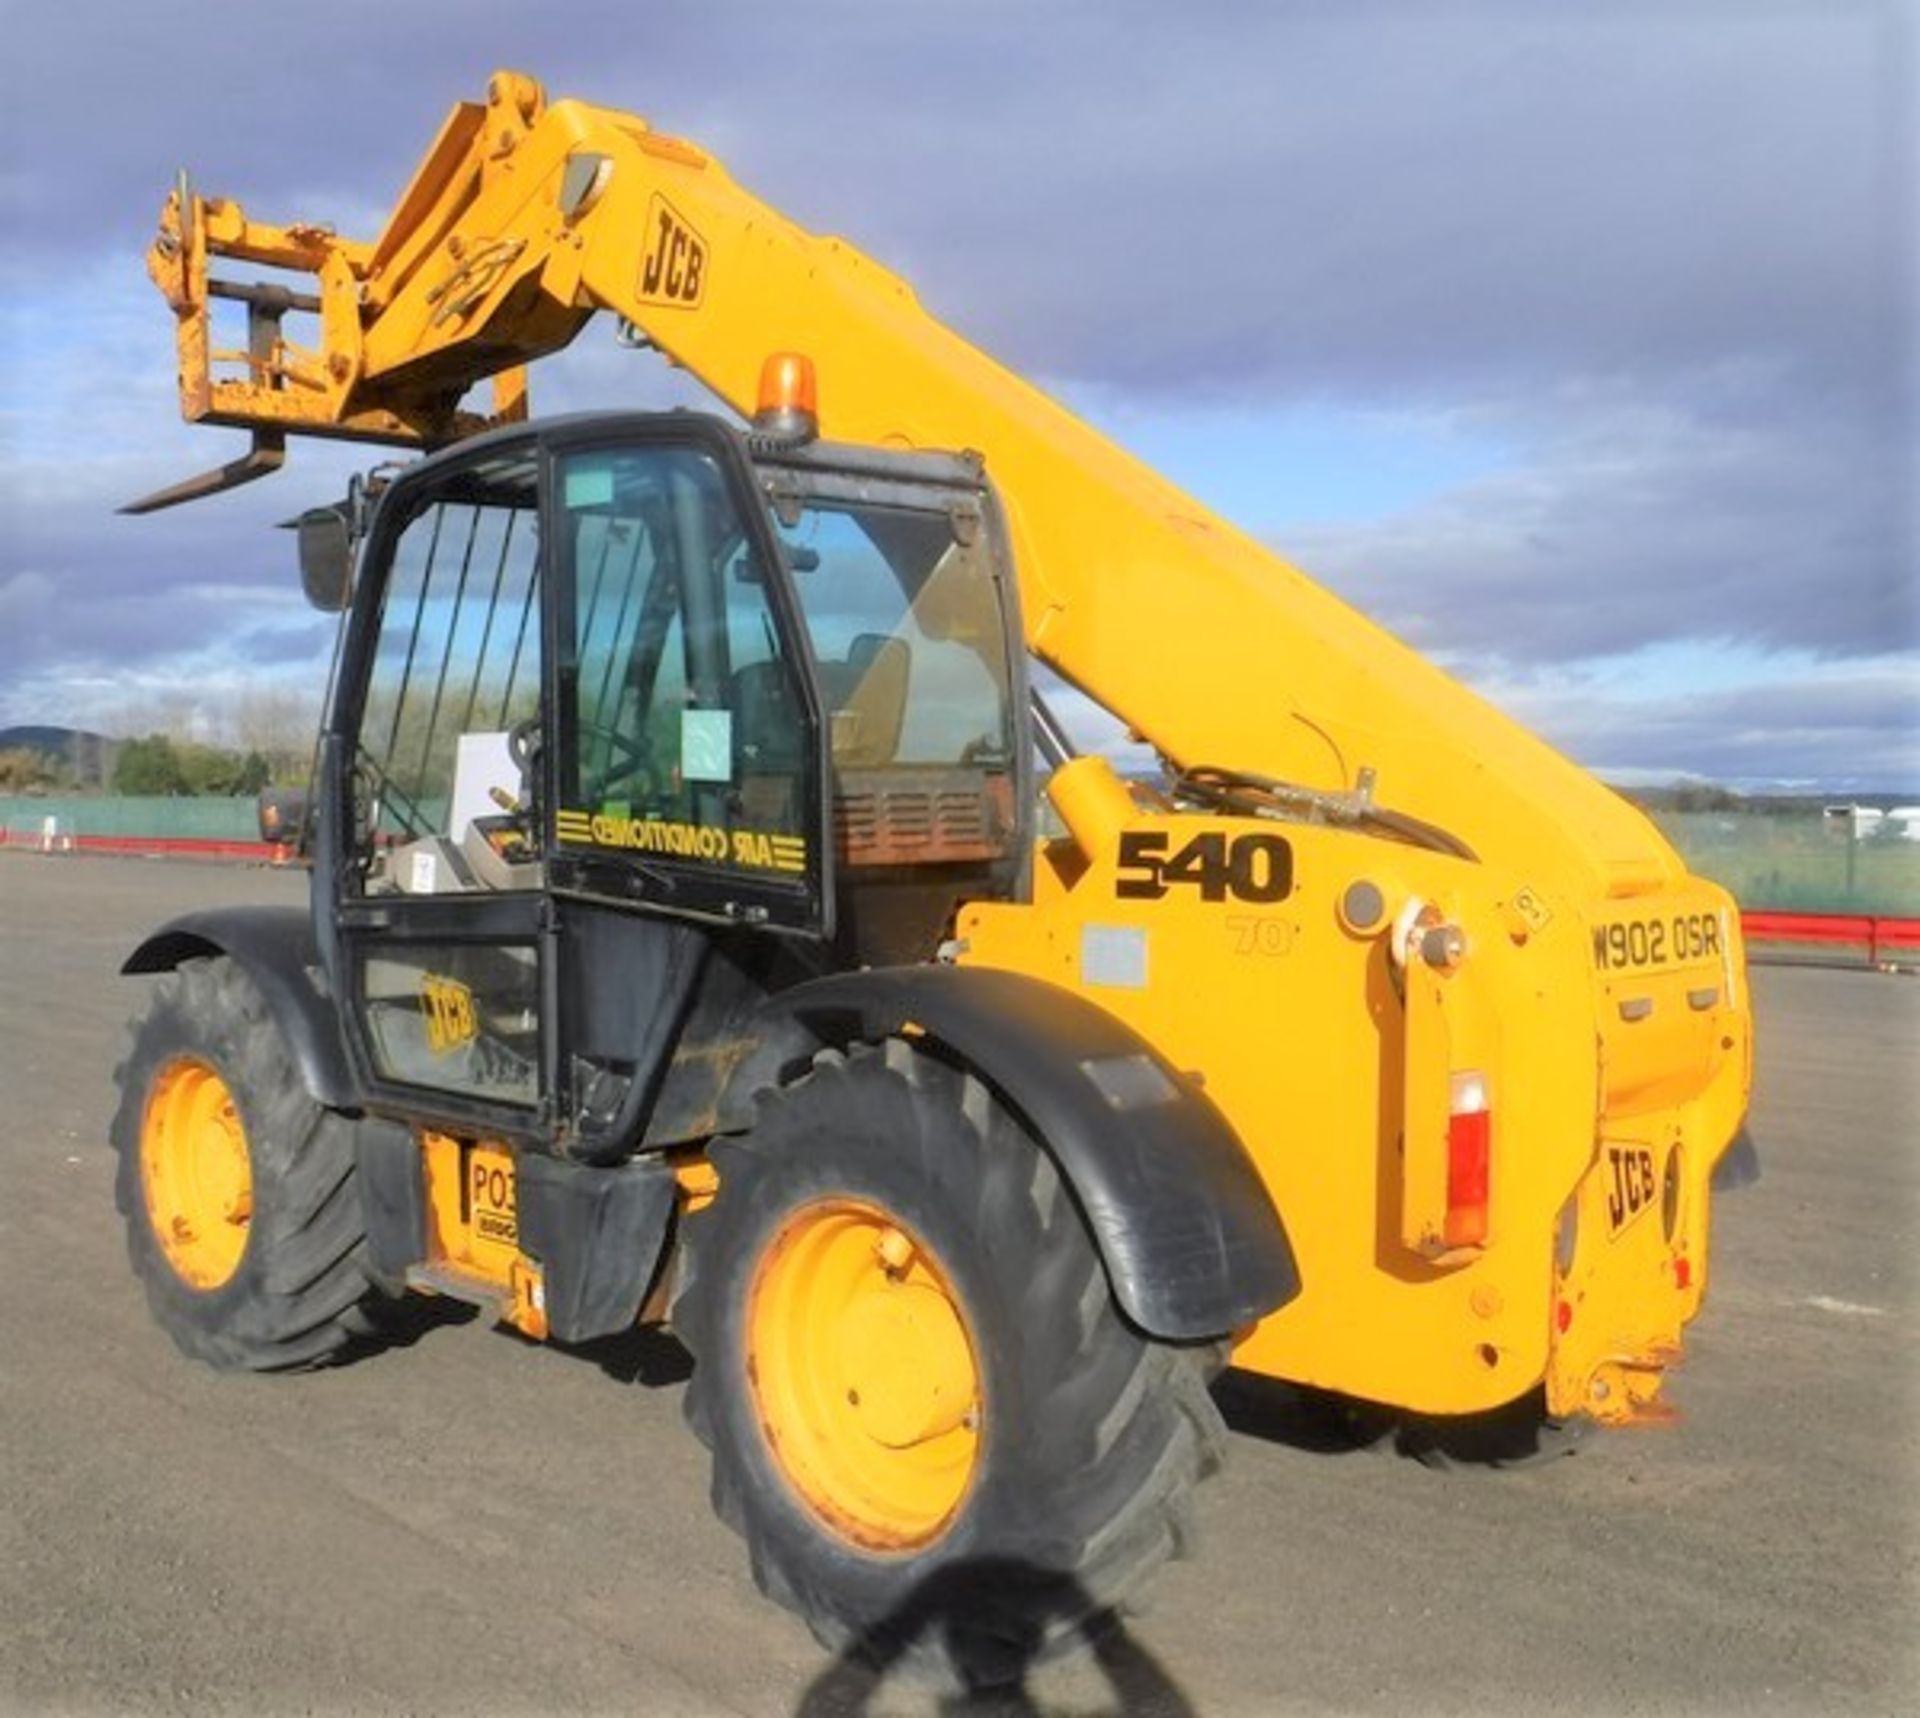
[123,907,357,1110]
[719,965,1299,1342]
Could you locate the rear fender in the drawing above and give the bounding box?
[718,965,1300,1342]
[122,907,357,1110]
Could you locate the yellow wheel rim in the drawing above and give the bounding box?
[139,1057,254,1290]
[747,1198,982,1551]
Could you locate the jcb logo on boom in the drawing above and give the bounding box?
[638,194,707,306]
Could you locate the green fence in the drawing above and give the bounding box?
[0,795,261,843]
[1653,810,1920,918]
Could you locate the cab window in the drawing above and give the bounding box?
[774,496,1018,866]
[555,445,811,884]
[352,453,542,892]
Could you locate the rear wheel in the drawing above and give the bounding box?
[111,956,384,1371]
[673,1040,1225,1686]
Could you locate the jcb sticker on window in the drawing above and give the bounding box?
[419,974,477,1054]
[637,193,707,307]
[1116,831,1292,904]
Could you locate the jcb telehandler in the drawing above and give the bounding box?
[113,72,1756,1678]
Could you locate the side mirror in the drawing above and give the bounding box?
[297,508,354,612]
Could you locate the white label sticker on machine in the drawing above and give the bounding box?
[1081,924,1148,990]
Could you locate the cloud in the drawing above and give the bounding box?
[1476,652,1920,792]
[1282,380,1917,667]
[4,6,1906,405]
[1,2,1912,784]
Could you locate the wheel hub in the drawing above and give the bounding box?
[839,1277,976,1449]
[747,1199,982,1550]
[139,1057,253,1290]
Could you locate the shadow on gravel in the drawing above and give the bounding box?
[1214,1372,1591,1471]
[564,1322,694,1388]
[346,1293,477,1360]
[792,1559,1195,1717]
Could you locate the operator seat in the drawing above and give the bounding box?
[731,633,910,772]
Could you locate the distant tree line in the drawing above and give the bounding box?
[1619,783,1843,818]
[109,735,275,798]
[0,748,63,793]
[0,691,320,799]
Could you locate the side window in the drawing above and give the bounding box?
[775,498,1018,868]
[356,469,540,873]
[776,505,1012,771]
[359,943,540,1107]
[556,445,811,884]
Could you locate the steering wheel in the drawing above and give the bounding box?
[505,717,546,836]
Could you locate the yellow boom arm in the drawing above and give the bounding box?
[136,69,1673,899]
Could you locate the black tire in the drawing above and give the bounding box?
[110,955,384,1372]
[673,1039,1226,1687]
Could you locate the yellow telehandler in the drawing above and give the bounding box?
[113,72,1755,1679]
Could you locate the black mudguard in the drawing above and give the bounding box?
[719,965,1300,1343]
[122,908,357,1110]
[517,1153,678,1344]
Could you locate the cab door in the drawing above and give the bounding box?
[326,420,831,1157]
[540,423,833,1159]
[328,437,556,1142]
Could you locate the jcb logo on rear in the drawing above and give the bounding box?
[1606,1145,1656,1235]
[638,194,707,306]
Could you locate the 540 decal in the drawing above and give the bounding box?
[1116,830,1293,903]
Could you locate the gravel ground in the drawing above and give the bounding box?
[1,853,1913,1716]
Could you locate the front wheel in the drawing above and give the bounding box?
[110,955,384,1371]
[673,1040,1225,1686]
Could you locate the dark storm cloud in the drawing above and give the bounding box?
[1502,661,1920,789]
[5,4,1905,409]
[0,465,336,674]
[1284,382,1917,665]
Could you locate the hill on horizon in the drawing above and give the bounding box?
[0,725,117,790]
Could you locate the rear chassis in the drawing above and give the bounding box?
[960,797,1754,1430]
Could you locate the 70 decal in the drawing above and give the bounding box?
[1116,831,1293,903]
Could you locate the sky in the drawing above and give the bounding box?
[0,0,1914,790]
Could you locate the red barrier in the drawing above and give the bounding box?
[1741,910,1920,967]
[2,831,289,864]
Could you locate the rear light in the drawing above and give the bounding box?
[1445,1071,1491,1249]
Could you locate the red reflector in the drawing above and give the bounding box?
[1674,1257,1692,1290]
[1445,1106,1491,1249]
[1556,1299,1574,1334]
